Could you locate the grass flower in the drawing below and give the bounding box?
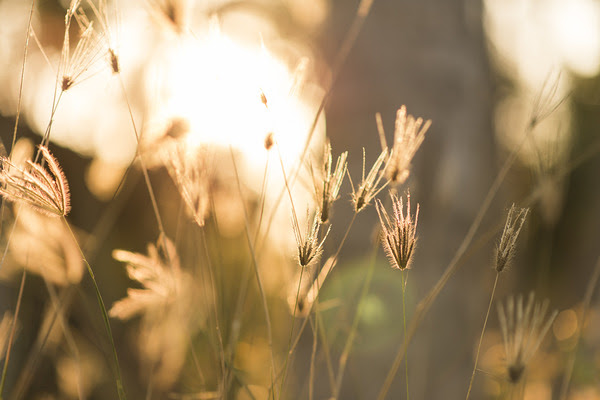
[166,143,211,227]
[292,209,331,268]
[375,191,419,270]
[110,235,201,388]
[0,146,71,217]
[313,142,348,223]
[351,148,388,213]
[496,204,529,272]
[497,293,558,384]
[380,106,431,184]
[60,1,106,91]
[3,208,83,286]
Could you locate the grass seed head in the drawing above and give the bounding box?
[166,143,211,227]
[352,148,388,213]
[0,146,71,217]
[385,105,431,184]
[60,6,106,92]
[496,204,529,272]
[264,132,274,150]
[497,293,557,384]
[376,191,419,270]
[315,142,347,223]
[292,209,331,268]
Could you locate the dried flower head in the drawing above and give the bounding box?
[313,142,348,223]
[380,106,431,184]
[264,132,275,150]
[496,204,529,272]
[4,207,83,286]
[351,148,388,213]
[84,0,121,74]
[498,293,557,384]
[375,191,419,270]
[0,146,71,217]
[60,1,105,91]
[110,236,202,388]
[292,209,331,268]
[166,143,211,227]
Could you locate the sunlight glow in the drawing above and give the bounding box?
[150,23,320,172]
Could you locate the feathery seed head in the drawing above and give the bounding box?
[109,48,120,74]
[0,146,71,217]
[260,90,268,108]
[60,9,106,92]
[166,144,211,227]
[352,148,388,213]
[497,293,557,384]
[376,191,419,270]
[496,204,529,272]
[315,142,347,223]
[385,106,431,184]
[264,132,274,150]
[292,209,331,268]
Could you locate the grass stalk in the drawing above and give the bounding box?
[63,218,127,400]
[308,315,318,400]
[0,270,26,400]
[333,243,378,398]
[402,270,409,400]
[559,257,600,399]
[229,147,276,399]
[198,227,226,394]
[465,272,499,400]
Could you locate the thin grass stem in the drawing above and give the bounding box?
[229,146,276,399]
[278,266,305,399]
[466,272,499,400]
[559,257,600,399]
[333,242,378,398]
[308,315,318,400]
[402,270,409,400]
[0,270,26,400]
[62,217,127,400]
[199,227,226,395]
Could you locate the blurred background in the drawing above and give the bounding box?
[0,0,600,399]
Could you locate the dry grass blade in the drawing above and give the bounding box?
[0,146,70,217]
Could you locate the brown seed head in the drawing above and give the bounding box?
[0,146,71,217]
[375,191,419,270]
[292,209,331,268]
[264,132,274,150]
[496,204,529,272]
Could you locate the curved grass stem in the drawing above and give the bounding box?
[63,217,127,400]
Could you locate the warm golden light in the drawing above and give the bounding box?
[147,21,323,173]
